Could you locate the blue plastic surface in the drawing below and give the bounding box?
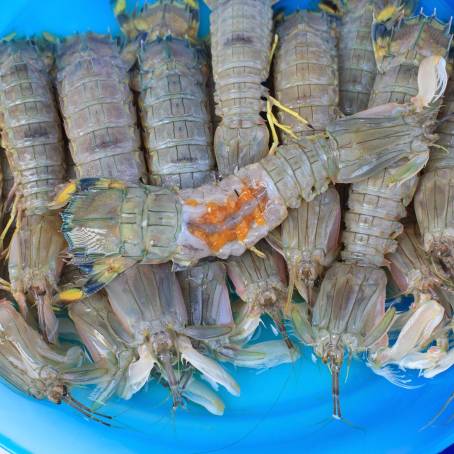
[1,1,454,453]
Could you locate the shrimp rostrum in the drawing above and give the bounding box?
[0,39,67,343]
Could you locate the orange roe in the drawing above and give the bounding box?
[186,184,268,252]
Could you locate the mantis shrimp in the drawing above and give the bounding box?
[55,33,145,183]
[290,10,452,419]
[0,299,113,425]
[56,30,239,408]
[0,39,67,343]
[414,74,454,279]
[225,241,291,345]
[115,0,297,363]
[117,0,230,348]
[370,223,449,369]
[387,72,454,391]
[205,0,275,175]
[105,264,239,401]
[338,0,384,115]
[56,69,441,295]
[136,4,215,189]
[68,280,232,415]
[271,9,341,307]
[273,9,338,134]
[115,0,248,364]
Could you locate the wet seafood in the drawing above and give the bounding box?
[118,0,230,339]
[56,33,145,182]
[180,250,298,366]
[55,32,148,304]
[103,264,240,403]
[0,39,67,343]
[414,75,454,278]
[292,263,396,418]
[388,223,454,307]
[115,1,252,371]
[370,225,451,374]
[338,0,384,115]
[269,187,341,307]
[290,11,451,418]
[272,10,341,306]
[128,1,216,189]
[384,73,454,375]
[0,299,113,424]
[373,223,450,368]
[56,80,439,298]
[68,290,228,414]
[274,9,338,134]
[56,31,229,407]
[371,296,445,368]
[202,5,302,356]
[226,241,288,344]
[402,74,454,415]
[177,261,232,333]
[0,1,453,424]
[206,0,274,175]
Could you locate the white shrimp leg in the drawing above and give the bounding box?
[424,349,454,378]
[372,298,445,366]
[182,376,225,416]
[176,335,240,396]
[411,56,448,112]
[227,302,262,345]
[397,347,446,372]
[120,344,157,400]
[231,340,300,369]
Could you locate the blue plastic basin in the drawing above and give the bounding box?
[0,1,453,453]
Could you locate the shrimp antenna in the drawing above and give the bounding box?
[63,395,113,427]
[421,391,454,430]
[285,265,297,316]
[331,362,342,420]
[66,393,113,419]
[269,308,295,350]
[159,355,182,410]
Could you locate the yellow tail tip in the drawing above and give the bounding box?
[185,0,198,9]
[42,31,58,43]
[373,40,389,62]
[318,0,342,16]
[59,288,85,302]
[375,5,399,23]
[51,182,77,209]
[108,180,127,190]
[319,5,338,15]
[113,0,126,16]
[2,32,16,42]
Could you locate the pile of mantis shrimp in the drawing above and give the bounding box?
[0,0,453,425]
